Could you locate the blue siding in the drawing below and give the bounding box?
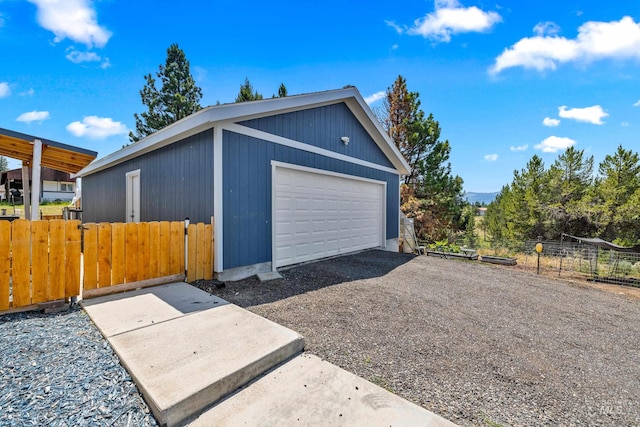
[83,130,214,223]
[238,103,395,169]
[223,131,400,270]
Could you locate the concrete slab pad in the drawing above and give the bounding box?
[81,283,227,337]
[108,302,304,427]
[189,354,457,427]
[257,271,282,282]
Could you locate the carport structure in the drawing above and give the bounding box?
[0,128,97,219]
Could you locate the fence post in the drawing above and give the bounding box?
[535,237,543,275]
[184,218,190,278]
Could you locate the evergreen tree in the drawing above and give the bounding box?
[129,44,203,142]
[595,145,640,243]
[485,156,548,243]
[485,145,640,246]
[382,75,465,241]
[0,156,8,172]
[277,83,288,98]
[382,76,419,184]
[545,147,594,237]
[236,78,263,102]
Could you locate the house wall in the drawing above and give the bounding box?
[82,130,214,223]
[42,180,74,201]
[223,131,400,270]
[238,103,395,169]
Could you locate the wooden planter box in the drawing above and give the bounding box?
[425,250,478,261]
[480,255,517,266]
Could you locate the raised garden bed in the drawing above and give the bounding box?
[480,255,517,266]
[425,250,478,261]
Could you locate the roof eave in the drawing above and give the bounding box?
[75,87,410,177]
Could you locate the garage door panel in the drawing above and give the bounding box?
[274,166,384,268]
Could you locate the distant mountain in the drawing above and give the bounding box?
[465,192,499,205]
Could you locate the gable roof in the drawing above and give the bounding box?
[76,87,410,177]
[0,128,97,174]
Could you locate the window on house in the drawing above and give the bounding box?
[60,183,74,192]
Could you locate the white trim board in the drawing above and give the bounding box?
[213,127,224,273]
[222,123,400,175]
[125,169,141,223]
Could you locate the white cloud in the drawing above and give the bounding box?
[385,20,403,34]
[543,117,560,127]
[510,144,528,152]
[20,88,35,97]
[28,0,111,48]
[533,21,561,37]
[634,99,640,107]
[558,105,608,125]
[484,153,498,162]
[391,44,399,50]
[66,48,110,68]
[491,16,640,75]
[16,110,50,123]
[391,0,502,42]
[66,49,100,63]
[622,121,630,127]
[66,116,128,139]
[364,91,386,105]
[0,82,10,98]
[535,136,576,153]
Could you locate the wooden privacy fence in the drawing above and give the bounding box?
[0,219,81,311]
[0,219,214,311]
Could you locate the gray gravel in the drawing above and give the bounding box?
[194,250,640,427]
[0,307,156,427]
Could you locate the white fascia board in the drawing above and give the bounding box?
[74,111,214,177]
[344,91,411,175]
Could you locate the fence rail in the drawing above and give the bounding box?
[0,219,214,312]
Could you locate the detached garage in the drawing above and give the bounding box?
[76,87,410,280]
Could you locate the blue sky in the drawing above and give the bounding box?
[1,0,639,192]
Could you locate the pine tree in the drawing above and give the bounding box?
[0,156,8,172]
[236,78,263,102]
[383,76,418,182]
[277,83,288,98]
[595,145,640,243]
[382,75,465,241]
[129,43,203,142]
[546,147,594,237]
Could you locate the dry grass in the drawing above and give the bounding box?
[0,203,68,218]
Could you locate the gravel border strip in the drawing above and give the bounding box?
[0,306,157,427]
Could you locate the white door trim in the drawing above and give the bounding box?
[125,169,140,223]
[271,161,386,271]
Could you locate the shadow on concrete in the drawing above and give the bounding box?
[191,249,416,308]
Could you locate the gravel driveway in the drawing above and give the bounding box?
[194,250,640,427]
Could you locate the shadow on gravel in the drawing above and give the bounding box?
[191,249,416,308]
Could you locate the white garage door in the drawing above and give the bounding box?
[273,164,385,268]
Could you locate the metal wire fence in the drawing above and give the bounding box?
[518,240,640,287]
